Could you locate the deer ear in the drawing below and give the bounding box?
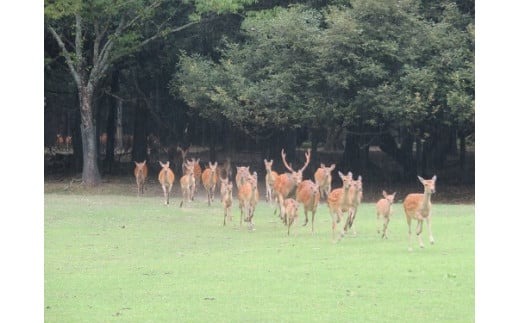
[159,161,164,167]
[432,175,437,182]
[143,160,146,165]
[418,176,425,183]
[134,161,139,166]
[347,171,353,177]
[330,164,336,170]
[338,171,344,178]
[357,175,362,181]
[393,192,397,197]
[382,190,387,197]
[264,159,267,164]
[320,163,325,168]
[166,161,170,167]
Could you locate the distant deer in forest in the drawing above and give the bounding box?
[179,159,195,207]
[134,160,148,196]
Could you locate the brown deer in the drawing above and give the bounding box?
[343,175,363,236]
[403,175,437,251]
[220,177,233,226]
[296,180,320,233]
[179,159,195,207]
[283,198,299,236]
[327,171,353,241]
[376,190,396,239]
[314,163,336,200]
[273,149,311,221]
[264,159,279,203]
[237,171,259,230]
[133,160,148,196]
[202,161,218,206]
[192,158,202,198]
[235,166,251,190]
[158,161,175,205]
[65,135,72,150]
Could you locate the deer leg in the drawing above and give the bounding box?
[302,209,309,227]
[311,210,316,234]
[407,217,412,251]
[382,217,389,239]
[161,185,167,205]
[416,220,424,248]
[426,216,434,245]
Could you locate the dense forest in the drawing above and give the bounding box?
[44,0,474,187]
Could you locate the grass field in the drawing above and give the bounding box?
[44,184,474,322]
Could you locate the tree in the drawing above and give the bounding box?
[45,0,255,185]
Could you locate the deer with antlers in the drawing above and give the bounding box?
[314,163,336,200]
[202,161,219,206]
[273,149,311,223]
[133,160,148,196]
[158,161,175,205]
[403,175,437,251]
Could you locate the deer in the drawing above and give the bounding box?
[314,163,336,200]
[237,171,259,231]
[220,177,233,226]
[158,161,175,205]
[235,166,251,190]
[202,161,219,206]
[65,135,72,150]
[192,158,202,198]
[55,134,64,148]
[273,149,311,221]
[295,180,320,233]
[133,160,148,196]
[179,159,195,208]
[342,175,363,236]
[327,171,353,241]
[264,159,279,203]
[403,175,437,251]
[283,198,299,236]
[217,157,232,185]
[376,190,397,239]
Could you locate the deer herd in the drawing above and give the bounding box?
[134,148,437,249]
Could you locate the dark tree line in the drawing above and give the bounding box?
[44,0,474,185]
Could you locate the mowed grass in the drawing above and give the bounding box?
[45,186,474,322]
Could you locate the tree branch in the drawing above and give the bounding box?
[47,25,81,87]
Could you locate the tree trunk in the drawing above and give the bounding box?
[104,70,119,174]
[71,97,83,174]
[79,85,101,186]
[115,100,123,152]
[132,101,148,163]
[459,130,466,170]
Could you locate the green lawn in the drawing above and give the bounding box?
[45,189,474,322]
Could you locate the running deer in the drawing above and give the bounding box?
[237,171,259,230]
[295,180,320,233]
[327,171,353,241]
[202,161,218,206]
[314,163,336,200]
[403,175,437,251]
[376,191,396,239]
[283,198,299,236]
[158,161,175,205]
[220,178,233,226]
[273,149,311,220]
[235,166,251,190]
[264,159,279,203]
[192,158,202,197]
[343,175,363,236]
[179,160,195,207]
[134,160,148,196]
